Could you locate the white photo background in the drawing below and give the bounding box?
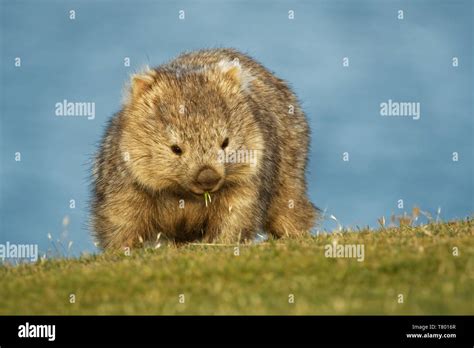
[0,0,472,256]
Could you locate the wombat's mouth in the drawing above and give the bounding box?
[189,178,224,196]
[189,187,220,196]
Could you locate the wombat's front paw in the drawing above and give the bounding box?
[209,227,254,244]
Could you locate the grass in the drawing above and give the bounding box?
[204,191,212,207]
[0,219,473,315]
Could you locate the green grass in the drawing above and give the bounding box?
[1,219,473,315]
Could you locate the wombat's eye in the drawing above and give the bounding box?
[221,137,229,149]
[170,145,183,155]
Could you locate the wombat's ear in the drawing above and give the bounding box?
[127,67,157,102]
[216,59,254,92]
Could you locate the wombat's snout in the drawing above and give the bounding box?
[194,167,222,192]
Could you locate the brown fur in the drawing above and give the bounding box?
[92,48,318,250]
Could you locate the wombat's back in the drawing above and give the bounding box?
[168,48,315,237]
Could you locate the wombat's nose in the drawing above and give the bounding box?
[195,167,221,191]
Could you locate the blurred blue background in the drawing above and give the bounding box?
[1,0,472,256]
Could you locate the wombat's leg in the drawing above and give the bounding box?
[204,187,261,244]
[93,193,156,251]
[94,213,151,251]
[95,222,136,251]
[265,186,317,238]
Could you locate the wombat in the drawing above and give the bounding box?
[92,48,317,250]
